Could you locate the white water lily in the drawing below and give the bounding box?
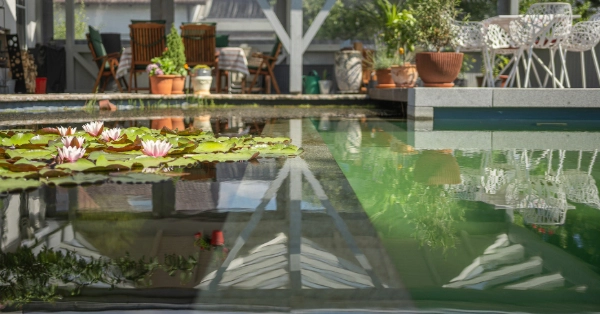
[57,126,76,137]
[101,128,121,142]
[141,139,172,157]
[61,136,85,148]
[83,121,104,136]
[57,146,86,163]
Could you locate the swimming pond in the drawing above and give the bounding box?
[1,109,600,313]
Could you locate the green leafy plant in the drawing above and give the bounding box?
[409,0,464,52]
[162,24,188,76]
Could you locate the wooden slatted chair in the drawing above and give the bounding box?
[128,23,166,92]
[244,38,282,94]
[86,26,123,93]
[180,23,217,91]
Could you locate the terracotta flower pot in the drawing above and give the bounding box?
[391,63,418,88]
[171,76,186,94]
[150,75,175,95]
[415,52,464,88]
[375,68,395,89]
[151,118,173,130]
[171,117,185,131]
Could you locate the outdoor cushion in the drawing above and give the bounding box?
[88,26,106,58]
[216,35,229,48]
[131,20,166,24]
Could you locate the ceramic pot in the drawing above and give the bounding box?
[193,76,213,95]
[415,52,463,88]
[391,63,418,87]
[150,75,174,95]
[318,80,332,94]
[375,68,395,89]
[171,76,186,94]
[211,230,224,246]
[151,118,173,130]
[334,50,362,93]
[171,117,185,131]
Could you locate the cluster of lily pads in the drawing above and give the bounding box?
[0,121,302,194]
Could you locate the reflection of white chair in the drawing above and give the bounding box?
[510,3,572,88]
[561,13,600,88]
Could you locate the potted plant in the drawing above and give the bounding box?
[367,43,399,88]
[477,55,510,87]
[192,64,212,95]
[162,24,188,94]
[411,0,464,87]
[147,57,175,95]
[319,69,333,94]
[455,54,476,87]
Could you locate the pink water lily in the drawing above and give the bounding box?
[61,136,85,148]
[57,126,76,137]
[82,121,104,136]
[101,128,121,142]
[141,139,172,157]
[57,146,86,163]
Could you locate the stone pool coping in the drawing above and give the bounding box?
[0,93,368,102]
[369,87,600,120]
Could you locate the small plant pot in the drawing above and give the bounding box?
[150,75,175,95]
[211,230,224,246]
[391,63,418,88]
[496,75,509,87]
[318,80,332,94]
[193,76,213,96]
[416,52,463,88]
[171,76,186,94]
[375,68,395,88]
[171,117,185,131]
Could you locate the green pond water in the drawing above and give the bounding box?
[1,111,600,313]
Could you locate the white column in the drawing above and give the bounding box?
[289,0,303,94]
[65,0,75,92]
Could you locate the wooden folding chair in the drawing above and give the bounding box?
[244,38,282,94]
[180,23,217,91]
[86,31,123,93]
[128,23,166,92]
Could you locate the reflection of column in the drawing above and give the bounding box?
[1,195,21,252]
[289,119,302,290]
[152,181,175,217]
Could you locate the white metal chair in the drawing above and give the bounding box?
[509,3,572,88]
[452,21,485,53]
[483,24,525,87]
[560,13,600,88]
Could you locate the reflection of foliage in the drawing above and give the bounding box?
[74,213,145,257]
[0,246,211,306]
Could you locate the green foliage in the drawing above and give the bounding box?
[408,0,463,52]
[163,24,188,76]
[459,0,497,20]
[304,0,380,41]
[53,0,88,40]
[519,0,595,21]
[366,40,402,70]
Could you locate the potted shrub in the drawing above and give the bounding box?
[147,57,175,95]
[163,24,188,94]
[318,69,333,94]
[411,0,464,87]
[367,43,399,88]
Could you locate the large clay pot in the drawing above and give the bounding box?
[171,76,186,94]
[391,63,418,87]
[375,68,395,89]
[415,52,463,88]
[150,75,174,95]
[334,50,362,93]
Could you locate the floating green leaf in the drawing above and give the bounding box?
[131,156,174,168]
[0,179,41,193]
[41,173,108,186]
[166,158,197,168]
[186,151,259,162]
[56,159,97,171]
[109,172,171,184]
[30,134,59,145]
[14,159,48,168]
[0,171,38,179]
[95,155,135,168]
[6,149,54,160]
[193,141,234,153]
[253,137,291,144]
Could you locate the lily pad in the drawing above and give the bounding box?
[39,168,72,178]
[0,171,38,179]
[186,151,259,162]
[6,133,36,146]
[41,173,108,186]
[109,172,171,184]
[14,159,48,168]
[56,158,97,171]
[193,141,234,153]
[253,137,291,144]
[30,134,60,145]
[131,156,174,168]
[6,149,54,160]
[88,151,136,161]
[166,158,197,168]
[95,155,135,168]
[0,179,42,194]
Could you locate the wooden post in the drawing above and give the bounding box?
[65,0,75,92]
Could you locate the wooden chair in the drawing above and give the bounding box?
[180,23,217,91]
[86,30,123,93]
[128,23,166,92]
[244,38,282,94]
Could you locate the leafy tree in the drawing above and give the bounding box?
[53,0,88,40]
[303,0,380,41]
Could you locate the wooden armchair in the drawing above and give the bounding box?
[180,23,217,90]
[128,23,166,92]
[245,38,282,94]
[86,27,124,93]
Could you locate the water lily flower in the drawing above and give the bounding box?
[57,146,86,163]
[57,126,76,137]
[101,128,121,142]
[141,139,172,157]
[83,121,104,136]
[61,136,85,148]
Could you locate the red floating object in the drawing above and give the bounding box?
[211,230,224,246]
